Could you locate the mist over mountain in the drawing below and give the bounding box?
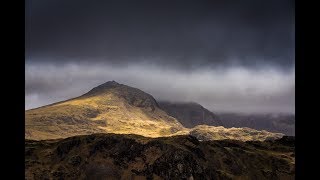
[158,101,294,136]
[25,63,295,114]
[217,113,295,136]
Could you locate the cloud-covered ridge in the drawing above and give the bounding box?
[26,62,294,114]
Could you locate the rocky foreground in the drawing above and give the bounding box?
[25,133,295,180]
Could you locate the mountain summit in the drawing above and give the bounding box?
[82,81,159,112]
[84,81,123,95]
[26,81,186,140]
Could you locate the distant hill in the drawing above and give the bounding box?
[190,125,283,141]
[25,133,295,180]
[217,113,295,136]
[158,101,223,128]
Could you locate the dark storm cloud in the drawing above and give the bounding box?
[25,0,295,113]
[26,0,294,69]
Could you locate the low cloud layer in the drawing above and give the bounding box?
[25,62,294,114]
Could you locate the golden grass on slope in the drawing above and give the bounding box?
[25,85,283,141]
[25,92,186,140]
[189,125,284,141]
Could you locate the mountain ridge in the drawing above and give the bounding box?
[25,81,283,141]
[158,101,223,128]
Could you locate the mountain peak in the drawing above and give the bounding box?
[100,80,121,87]
[81,81,161,111]
[84,81,123,96]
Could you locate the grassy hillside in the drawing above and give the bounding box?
[190,125,283,141]
[26,81,186,140]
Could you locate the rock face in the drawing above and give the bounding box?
[158,101,223,128]
[25,133,295,180]
[25,81,186,140]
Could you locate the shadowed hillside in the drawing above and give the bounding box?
[25,133,295,180]
[158,101,223,128]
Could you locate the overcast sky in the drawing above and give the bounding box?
[25,0,295,114]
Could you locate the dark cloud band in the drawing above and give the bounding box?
[26,0,294,69]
